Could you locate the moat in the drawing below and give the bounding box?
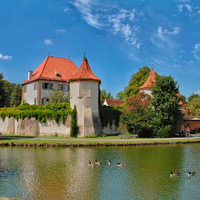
[0,144,200,200]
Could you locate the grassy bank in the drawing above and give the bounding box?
[0,134,200,147]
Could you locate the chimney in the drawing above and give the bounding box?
[28,71,33,80]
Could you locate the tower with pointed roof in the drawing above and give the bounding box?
[138,68,156,96]
[70,56,102,137]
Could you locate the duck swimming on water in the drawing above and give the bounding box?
[117,163,125,167]
[170,171,179,177]
[188,171,195,177]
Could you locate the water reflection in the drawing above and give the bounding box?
[0,145,200,199]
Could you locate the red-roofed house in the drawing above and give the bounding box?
[22,56,78,105]
[138,68,156,96]
[103,99,125,106]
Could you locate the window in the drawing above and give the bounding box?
[34,98,37,105]
[42,82,53,90]
[58,83,63,90]
[23,85,27,93]
[41,98,49,105]
[34,83,38,90]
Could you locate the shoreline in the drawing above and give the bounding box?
[0,136,200,147]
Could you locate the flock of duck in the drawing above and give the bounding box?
[88,159,125,167]
[89,160,195,178]
[170,171,195,178]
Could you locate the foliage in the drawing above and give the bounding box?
[151,75,184,138]
[0,102,70,125]
[123,66,151,99]
[119,92,153,138]
[100,105,122,127]
[44,85,69,103]
[188,93,200,102]
[100,89,114,104]
[70,105,79,137]
[3,80,16,107]
[0,73,5,107]
[187,97,200,118]
[116,91,125,100]
[10,84,22,107]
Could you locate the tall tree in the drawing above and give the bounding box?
[10,84,22,107]
[151,75,184,138]
[115,91,125,100]
[3,80,16,107]
[188,93,200,103]
[124,66,151,99]
[0,73,5,107]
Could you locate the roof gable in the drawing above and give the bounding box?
[22,56,78,84]
[139,69,156,90]
[70,57,101,82]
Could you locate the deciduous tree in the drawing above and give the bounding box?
[10,84,22,107]
[0,73,5,107]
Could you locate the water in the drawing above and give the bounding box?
[0,144,200,200]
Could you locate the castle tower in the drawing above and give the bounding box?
[138,68,156,96]
[70,56,102,137]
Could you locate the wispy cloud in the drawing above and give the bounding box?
[56,29,67,33]
[0,53,12,60]
[44,39,54,45]
[151,26,180,49]
[70,0,102,29]
[191,43,200,59]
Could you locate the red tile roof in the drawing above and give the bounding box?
[104,99,125,106]
[139,69,156,90]
[22,56,78,85]
[70,57,101,82]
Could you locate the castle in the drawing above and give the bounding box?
[21,55,103,137]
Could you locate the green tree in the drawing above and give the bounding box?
[188,93,200,103]
[119,92,153,137]
[187,97,200,118]
[45,85,69,103]
[10,84,22,107]
[123,66,151,99]
[100,89,114,104]
[151,75,184,138]
[0,73,5,107]
[116,91,125,100]
[3,80,16,107]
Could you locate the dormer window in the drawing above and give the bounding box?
[56,73,61,77]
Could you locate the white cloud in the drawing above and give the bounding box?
[70,0,102,29]
[108,9,141,48]
[185,4,192,12]
[191,43,200,59]
[0,53,12,60]
[44,39,54,45]
[56,29,67,33]
[151,26,179,48]
[194,90,200,95]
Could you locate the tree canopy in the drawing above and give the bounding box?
[0,73,5,107]
[10,84,22,107]
[151,75,183,138]
[100,89,114,104]
[187,97,200,118]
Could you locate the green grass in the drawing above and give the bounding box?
[0,134,200,146]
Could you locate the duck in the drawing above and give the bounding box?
[117,162,125,167]
[170,171,179,177]
[108,159,112,165]
[188,171,195,177]
[95,159,101,165]
[88,160,94,167]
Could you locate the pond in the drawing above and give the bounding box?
[0,144,200,200]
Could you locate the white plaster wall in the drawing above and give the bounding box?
[0,116,71,136]
[70,81,102,136]
[140,89,152,96]
[0,117,9,132]
[24,82,38,105]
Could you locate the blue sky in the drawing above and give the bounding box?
[0,0,200,98]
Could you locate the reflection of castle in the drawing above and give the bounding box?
[22,55,102,136]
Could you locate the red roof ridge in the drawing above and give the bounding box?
[70,57,101,82]
[139,69,156,90]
